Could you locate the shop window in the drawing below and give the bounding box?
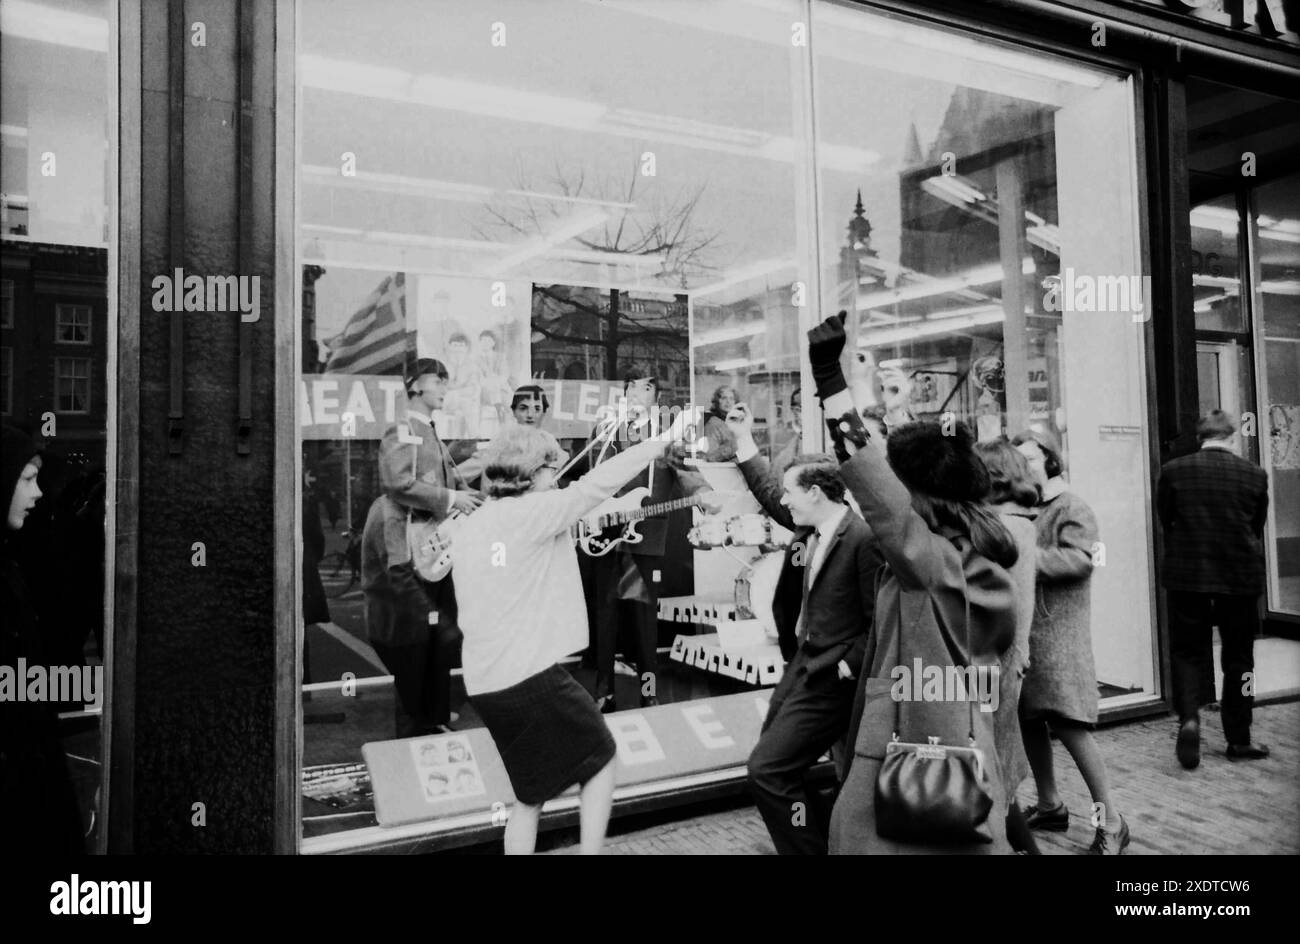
[1,0,112,855]
[54,356,91,413]
[1254,171,1300,617]
[812,0,1155,704]
[1190,194,1246,333]
[295,0,1152,848]
[56,302,92,344]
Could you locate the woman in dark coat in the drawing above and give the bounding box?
[1,424,85,855]
[803,313,1020,855]
[1013,429,1129,855]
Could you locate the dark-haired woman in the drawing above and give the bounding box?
[451,412,694,855]
[700,385,738,462]
[975,439,1041,853]
[1,425,85,854]
[1012,430,1129,855]
[803,316,1020,855]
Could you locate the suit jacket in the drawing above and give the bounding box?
[1156,446,1269,595]
[378,409,472,567]
[584,423,712,559]
[737,453,881,678]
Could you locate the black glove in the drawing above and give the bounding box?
[807,311,849,401]
[824,409,872,464]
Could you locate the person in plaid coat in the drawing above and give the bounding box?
[1156,410,1271,768]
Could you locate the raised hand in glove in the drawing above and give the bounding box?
[807,310,849,401]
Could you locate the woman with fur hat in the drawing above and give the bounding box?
[1,424,85,854]
[803,315,1020,854]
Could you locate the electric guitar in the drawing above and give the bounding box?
[408,510,463,583]
[573,487,708,557]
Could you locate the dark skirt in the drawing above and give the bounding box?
[472,663,616,806]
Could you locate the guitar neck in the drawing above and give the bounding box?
[619,494,703,524]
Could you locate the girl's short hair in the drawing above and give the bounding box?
[975,439,1040,508]
[1011,429,1064,480]
[481,426,565,498]
[711,385,736,411]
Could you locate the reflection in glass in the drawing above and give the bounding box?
[1254,172,1300,616]
[1,0,111,853]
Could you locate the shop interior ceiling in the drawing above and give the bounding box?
[1187,79,1300,204]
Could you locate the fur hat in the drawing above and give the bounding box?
[885,420,991,503]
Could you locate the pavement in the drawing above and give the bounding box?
[540,699,1300,854]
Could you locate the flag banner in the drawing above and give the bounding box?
[323,271,410,375]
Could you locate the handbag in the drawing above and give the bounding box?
[874,570,995,845]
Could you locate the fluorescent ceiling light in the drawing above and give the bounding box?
[1260,279,1300,295]
[859,308,1006,348]
[856,259,1034,310]
[1,0,107,52]
[710,357,764,372]
[301,54,878,172]
[921,177,1061,255]
[1258,215,1300,244]
[0,125,30,138]
[694,257,797,299]
[1192,273,1241,289]
[487,207,612,273]
[694,323,766,346]
[302,165,637,212]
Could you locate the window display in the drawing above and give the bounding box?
[296,0,1155,848]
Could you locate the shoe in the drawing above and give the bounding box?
[1226,743,1270,761]
[596,695,617,715]
[1176,719,1200,770]
[1089,814,1130,855]
[640,695,660,708]
[1023,802,1069,831]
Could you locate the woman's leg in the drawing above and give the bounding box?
[1054,723,1122,830]
[578,758,617,855]
[1021,715,1061,809]
[503,802,542,855]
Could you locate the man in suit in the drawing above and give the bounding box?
[727,405,881,854]
[582,370,723,712]
[367,357,483,737]
[1156,409,1271,768]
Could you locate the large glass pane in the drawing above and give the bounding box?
[1190,194,1246,333]
[297,0,818,846]
[1,0,113,852]
[812,0,1155,703]
[1254,171,1300,617]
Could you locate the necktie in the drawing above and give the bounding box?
[796,530,819,643]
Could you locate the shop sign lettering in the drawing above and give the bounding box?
[1134,0,1293,42]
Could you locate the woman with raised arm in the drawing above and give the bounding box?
[449,409,698,855]
[803,315,1020,855]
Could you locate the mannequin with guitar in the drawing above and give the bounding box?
[579,370,725,712]
[364,356,483,738]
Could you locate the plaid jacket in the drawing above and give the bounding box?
[1156,446,1269,595]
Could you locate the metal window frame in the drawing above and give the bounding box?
[55,302,94,345]
[53,355,93,414]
